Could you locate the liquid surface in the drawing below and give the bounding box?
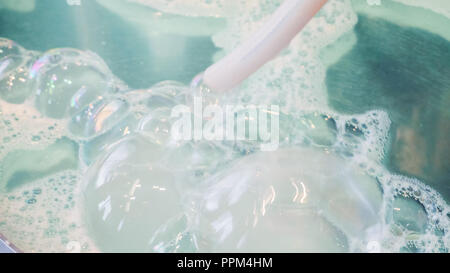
[0,0,449,253]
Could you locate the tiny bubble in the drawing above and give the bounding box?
[26,198,37,204]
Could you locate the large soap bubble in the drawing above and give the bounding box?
[83,134,188,252]
[0,38,37,103]
[31,48,120,119]
[192,147,384,252]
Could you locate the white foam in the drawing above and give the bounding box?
[0,100,67,158]
[0,170,98,253]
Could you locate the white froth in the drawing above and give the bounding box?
[0,170,97,253]
[0,100,67,158]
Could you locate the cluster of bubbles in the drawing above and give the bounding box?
[0,100,66,159]
[0,0,449,253]
[0,36,237,252]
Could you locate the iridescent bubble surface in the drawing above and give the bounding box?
[31,49,119,119]
[0,39,37,103]
[69,97,130,139]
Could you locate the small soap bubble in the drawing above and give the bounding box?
[31,48,120,118]
[0,39,38,103]
[69,97,130,139]
[26,198,37,204]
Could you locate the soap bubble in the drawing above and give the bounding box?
[69,97,130,140]
[123,81,189,112]
[112,82,190,147]
[192,147,384,252]
[83,134,187,252]
[392,196,428,233]
[163,141,238,190]
[78,82,188,165]
[79,113,140,166]
[31,48,120,119]
[136,108,175,146]
[300,113,338,146]
[0,38,38,103]
[0,38,25,58]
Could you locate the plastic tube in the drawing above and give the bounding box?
[202,0,328,92]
